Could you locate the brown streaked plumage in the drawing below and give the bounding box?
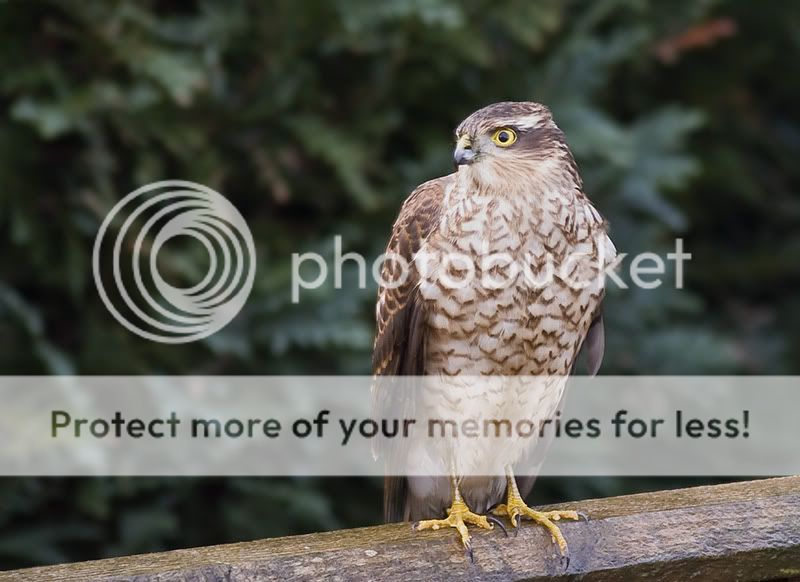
[372,102,615,549]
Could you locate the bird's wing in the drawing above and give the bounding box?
[580,221,615,376]
[583,310,605,376]
[372,176,448,377]
[372,175,448,522]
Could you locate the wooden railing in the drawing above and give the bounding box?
[2,477,799,581]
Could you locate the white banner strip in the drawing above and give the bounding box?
[1,376,797,477]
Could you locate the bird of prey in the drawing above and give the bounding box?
[372,101,615,560]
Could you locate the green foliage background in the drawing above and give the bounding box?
[1,0,798,569]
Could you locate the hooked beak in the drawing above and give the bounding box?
[454,135,476,166]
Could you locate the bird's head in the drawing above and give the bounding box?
[453,101,574,191]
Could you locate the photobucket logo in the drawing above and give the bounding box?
[92,180,255,343]
[291,236,692,302]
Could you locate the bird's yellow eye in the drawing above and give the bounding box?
[491,127,517,147]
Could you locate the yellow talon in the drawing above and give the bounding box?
[495,467,581,560]
[493,501,579,555]
[414,487,493,556]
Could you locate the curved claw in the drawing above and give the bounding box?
[513,513,521,537]
[561,550,571,572]
[486,514,508,537]
[465,544,474,564]
[577,511,589,522]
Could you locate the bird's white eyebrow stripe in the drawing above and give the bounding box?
[477,114,544,132]
[509,114,544,129]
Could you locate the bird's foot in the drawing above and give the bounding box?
[414,497,494,560]
[493,496,581,560]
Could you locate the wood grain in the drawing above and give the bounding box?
[3,477,799,581]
